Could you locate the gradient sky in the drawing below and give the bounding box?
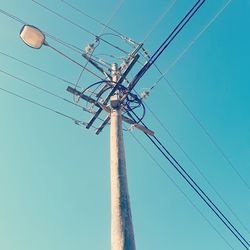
[0,0,249,249]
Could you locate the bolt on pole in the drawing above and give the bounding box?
[110,63,136,250]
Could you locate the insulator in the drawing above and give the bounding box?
[85,43,94,54]
[140,89,150,99]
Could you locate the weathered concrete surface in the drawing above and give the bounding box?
[110,107,136,250]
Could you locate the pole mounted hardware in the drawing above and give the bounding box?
[66,42,154,136]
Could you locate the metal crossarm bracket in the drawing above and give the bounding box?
[85,53,140,129]
[66,43,154,135]
[82,53,112,80]
[66,86,154,136]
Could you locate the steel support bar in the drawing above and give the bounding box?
[86,53,140,129]
[82,53,112,80]
[66,86,154,135]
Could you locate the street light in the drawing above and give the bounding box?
[20,25,46,49]
[19,24,89,73]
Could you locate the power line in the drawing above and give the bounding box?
[143,101,250,233]
[142,0,176,42]
[46,44,105,81]
[0,85,107,127]
[0,8,26,24]
[150,0,233,90]
[59,0,138,46]
[148,0,205,66]
[31,0,129,54]
[150,74,250,191]
[0,50,76,87]
[126,0,205,99]
[73,0,125,94]
[0,86,79,122]
[98,0,125,35]
[45,32,83,54]
[0,68,91,112]
[140,0,250,191]
[127,110,250,249]
[128,130,234,250]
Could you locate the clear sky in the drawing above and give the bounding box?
[0,0,249,249]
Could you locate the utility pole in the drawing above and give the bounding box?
[65,44,154,250]
[110,64,136,250]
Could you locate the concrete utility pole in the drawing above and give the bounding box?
[65,45,154,249]
[110,63,136,250]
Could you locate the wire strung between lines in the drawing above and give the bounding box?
[143,101,250,233]
[128,130,234,250]
[144,0,250,191]
[0,8,26,24]
[140,0,249,190]
[73,0,124,92]
[46,44,105,81]
[127,0,205,100]
[74,0,126,99]
[73,42,100,92]
[0,86,79,122]
[148,0,205,66]
[59,0,138,46]
[0,68,92,113]
[127,110,250,249]
[133,85,249,233]
[150,0,233,90]
[31,0,129,54]
[142,0,176,43]
[45,32,83,54]
[0,50,76,87]
[0,84,107,128]
[98,0,125,35]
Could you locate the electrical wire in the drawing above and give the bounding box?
[143,101,250,233]
[73,0,124,94]
[127,109,250,249]
[0,50,76,87]
[142,0,176,42]
[73,41,100,91]
[150,0,233,90]
[74,0,126,101]
[0,86,79,122]
[59,0,139,46]
[46,44,104,81]
[45,32,83,54]
[147,70,250,191]
[148,0,205,66]
[139,0,250,191]
[31,0,129,54]
[98,0,125,35]
[135,86,249,232]
[128,130,234,250]
[0,8,26,24]
[126,0,205,99]
[0,68,91,112]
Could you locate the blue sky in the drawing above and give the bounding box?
[0,0,249,249]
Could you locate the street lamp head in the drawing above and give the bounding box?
[20,25,46,49]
